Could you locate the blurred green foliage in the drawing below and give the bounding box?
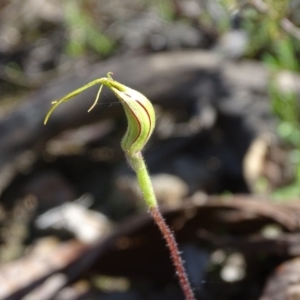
[221,0,300,198]
[63,0,114,57]
[252,2,299,198]
[153,0,176,21]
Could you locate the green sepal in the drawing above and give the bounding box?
[44,73,155,155]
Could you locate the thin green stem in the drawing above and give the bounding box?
[127,152,195,300]
[128,152,157,208]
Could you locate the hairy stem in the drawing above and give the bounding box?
[128,152,195,300]
[149,206,195,300]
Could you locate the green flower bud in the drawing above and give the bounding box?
[44,73,155,155]
[108,81,155,155]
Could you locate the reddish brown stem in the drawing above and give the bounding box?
[149,206,196,300]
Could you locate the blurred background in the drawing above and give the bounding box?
[1,0,300,299]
